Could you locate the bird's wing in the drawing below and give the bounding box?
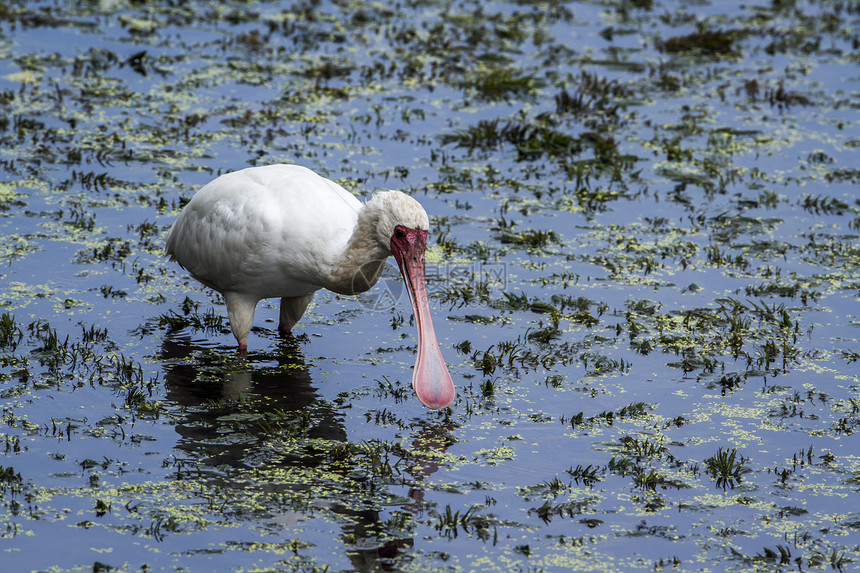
[166,164,362,297]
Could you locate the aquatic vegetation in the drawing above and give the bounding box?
[0,0,859,571]
[440,117,582,159]
[657,29,743,57]
[0,313,22,350]
[461,68,542,102]
[704,447,752,490]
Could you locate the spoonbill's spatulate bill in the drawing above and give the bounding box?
[165,164,455,409]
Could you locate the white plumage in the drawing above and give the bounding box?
[166,164,454,409]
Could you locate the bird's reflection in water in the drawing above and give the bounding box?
[160,333,345,468]
[159,332,453,571]
[406,421,454,503]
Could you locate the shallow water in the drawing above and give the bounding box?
[0,1,858,571]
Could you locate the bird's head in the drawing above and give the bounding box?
[368,190,429,249]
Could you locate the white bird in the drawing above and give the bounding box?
[166,164,455,410]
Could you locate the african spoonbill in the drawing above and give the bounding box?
[166,164,455,409]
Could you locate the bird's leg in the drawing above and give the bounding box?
[223,292,259,351]
[278,293,314,334]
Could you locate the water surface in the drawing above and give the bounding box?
[0,1,858,571]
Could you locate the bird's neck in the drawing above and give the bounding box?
[325,205,390,295]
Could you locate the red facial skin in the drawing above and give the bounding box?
[390,225,456,410]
